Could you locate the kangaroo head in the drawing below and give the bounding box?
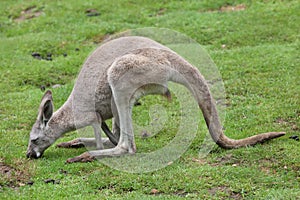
[26,90,55,159]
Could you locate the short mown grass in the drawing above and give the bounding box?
[0,0,299,199]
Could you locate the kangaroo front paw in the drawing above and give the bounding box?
[56,139,84,148]
[66,152,95,163]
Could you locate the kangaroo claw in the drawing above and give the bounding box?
[66,152,95,163]
[56,139,85,148]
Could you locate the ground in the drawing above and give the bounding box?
[0,0,299,199]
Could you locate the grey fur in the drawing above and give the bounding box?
[26,36,285,162]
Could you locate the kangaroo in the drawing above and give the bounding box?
[26,36,285,163]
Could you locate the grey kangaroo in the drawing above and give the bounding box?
[26,36,285,163]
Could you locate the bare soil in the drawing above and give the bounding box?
[0,160,32,189]
[14,6,43,22]
[220,4,246,12]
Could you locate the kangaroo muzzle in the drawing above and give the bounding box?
[26,149,42,159]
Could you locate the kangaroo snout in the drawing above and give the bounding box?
[26,149,42,159]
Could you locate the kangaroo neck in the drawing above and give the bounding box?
[47,100,76,140]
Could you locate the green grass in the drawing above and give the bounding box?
[0,0,299,199]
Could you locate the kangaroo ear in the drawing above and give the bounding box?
[38,90,54,124]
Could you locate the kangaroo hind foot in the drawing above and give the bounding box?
[56,138,115,149]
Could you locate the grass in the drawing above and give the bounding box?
[0,0,299,199]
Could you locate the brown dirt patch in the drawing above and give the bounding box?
[213,154,241,167]
[220,4,246,12]
[14,6,43,22]
[0,159,32,189]
[275,117,299,131]
[191,153,241,167]
[208,186,243,200]
[205,4,246,13]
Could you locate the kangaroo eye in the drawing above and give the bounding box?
[30,135,39,143]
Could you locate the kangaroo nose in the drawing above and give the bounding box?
[26,150,38,159]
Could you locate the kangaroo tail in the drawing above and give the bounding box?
[166,51,285,149]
